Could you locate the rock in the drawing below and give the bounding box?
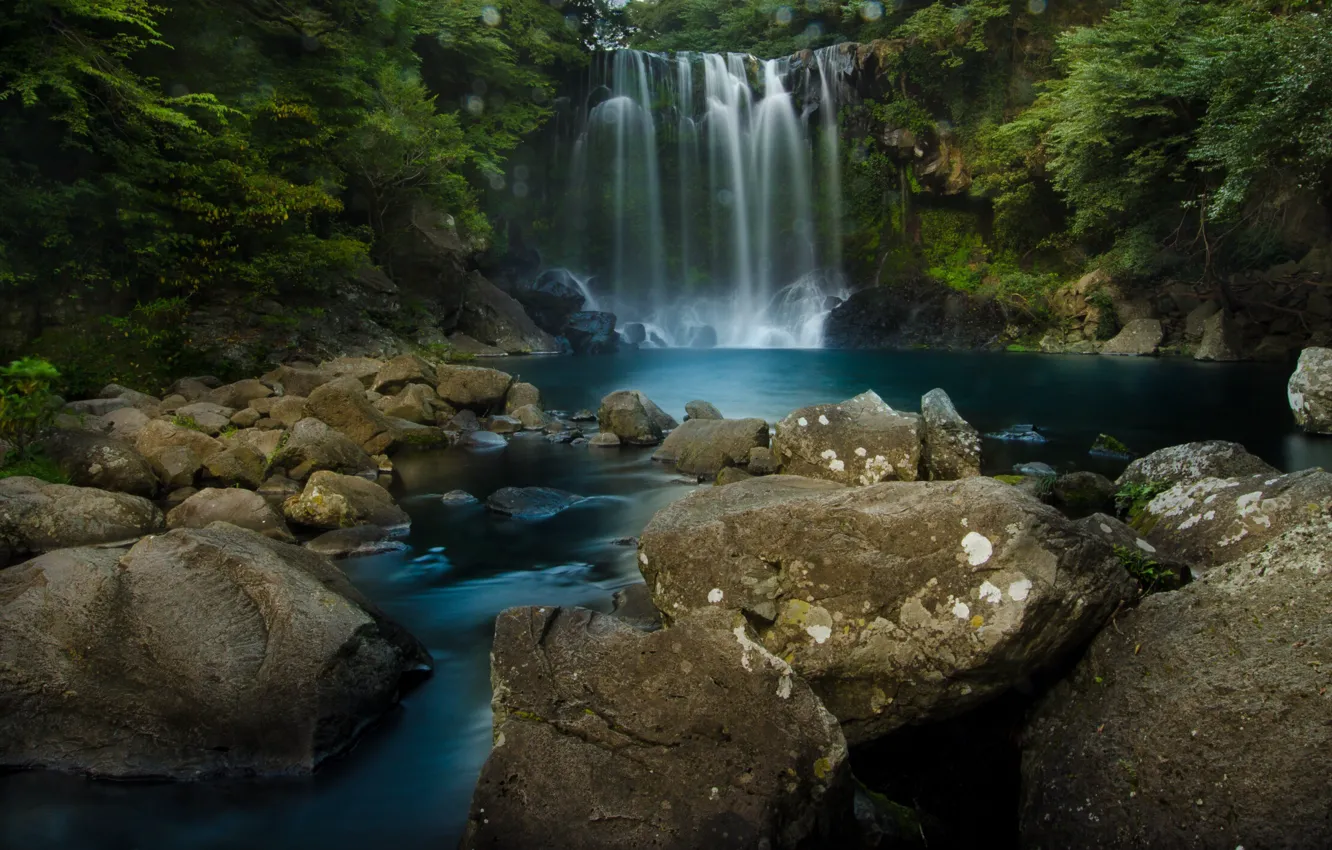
[256,474,301,510]
[772,390,922,486]
[267,417,376,481]
[621,322,647,345]
[1253,333,1300,361]
[230,408,261,428]
[0,524,430,778]
[444,333,507,358]
[306,377,403,455]
[1014,461,1057,478]
[570,409,596,422]
[133,419,225,488]
[747,446,780,475]
[509,403,549,430]
[486,415,522,434]
[563,311,618,355]
[512,268,587,334]
[41,430,158,498]
[103,407,152,441]
[0,477,163,557]
[1193,309,1242,361]
[608,583,661,631]
[1051,471,1115,513]
[373,383,441,425]
[1288,346,1332,433]
[688,324,718,348]
[1020,516,1332,849]
[463,430,507,450]
[1183,300,1221,341]
[638,475,1135,743]
[159,393,188,413]
[587,432,620,447]
[1099,318,1163,356]
[304,525,407,558]
[449,409,481,432]
[984,423,1047,444]
[435,364,513,413]
[652,417,770,477]
[64,397,130,417]
[504,381,541,413]
[266,395,307,427]
[485,486,585,520]
[205,379,272,411]
[920,388,981,481]
[1116,440,1278,490]
[596,390,677,446]
[460,606,852,850]
[167,376,218,401]
[162,486,197,512]
[282,470,410,530]
[370,354,436,395]
[172,402,235,435]
[715,466,753,486]
[322,356,385,387]
[97,384,161,411]
[203,445,267,489]
[455,271,561,354]
[1088,433,1134,460]
[165,488,293,541]
[1074,512,1188,589]
[684,399,723,420]
[439,490,479,506]
[1133,468,1332,573]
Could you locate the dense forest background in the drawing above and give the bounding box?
[3,0,1330,391]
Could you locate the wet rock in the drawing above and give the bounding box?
[1014,461,1057,479]
[435,364,513,413]
[684,399,723,420]
[283,470,410,530]
[984,423,1047,444]
[920,388,980,481]
[503,381,541,413]
[0,524,430,778]
[608,583,661,631]
[1116,440,1277,490]
[747,446,780,475]
[1288,346,1332,434]
[460,606,852,850]
[588,432,620,447]
[1193,309,1242,361]
[304,525,407,558]
[463,430,507,450]
[512,268,586,334]
[772,390,922,486]
[596,390,677,446]
[638,475,1134,744]
[1051,471,1115,513]
[203,444,266,489]
[370,354,436,395]
[439,490,479,506]
[688,324,718,349]
[570,409,596,422]
[486,415,522,435]
[715,466,753,486]
[166,487,293,541]
[1133,468,1332,573]
[456,271,561,354]
[0,477,163,557]
[621,322,647,345]
[563,310,618,355]
[1100,318,1163,356]
[509,403,549,430]
[373,384,442,425]
[268,418,377,481]
[204,378,272,411]
[485,486,585,520]
[652,417,770,478]
[41,430,158,498]
[1021,516,1332,849]
[1088,433,1134,460]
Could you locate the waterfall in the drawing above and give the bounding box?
[562,47,851,348]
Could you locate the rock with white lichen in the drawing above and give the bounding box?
[459,605,854,849]
[1021,513,1332,849]
[1132,468,1332,573]
[920,388,981,480]
[638,475,1135,744]
[771,390,923,486]
[1288,346,1332,434]
[1115,440,1277,491]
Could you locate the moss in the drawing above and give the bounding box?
[994,474,1025,485]
[172,414,202,431]
[0,451,70,484]
[1091,433,1133,456]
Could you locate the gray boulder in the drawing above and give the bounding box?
[173,402,235,436]
[41,429,158,498]
[455,271,561,354]
[608,583,661,631]
[684,399,723,420]
[747,446,780,475]
[1100,318,1163,356]
[373,384,443,425]
[508,403,549,431]
[920,388,981,480]
[0,477,163,558]
[370,354,436,395]
[485,486,585,520]
[267,417,376,481]
[0,524,430,778]
[306,377,402,455]
[596,390,677,446]
[462,430,507,449]
[304,525,407,558]
[587,432,620,448]
[652,417,770,478]
[1183,300,1221,341]
[283,470,409,530]
[460,606,852,850]
[435,364,513,413]
[503,381,541,413]
[772,390,922,486]
[203,445,266,489]
[322,356,385,387]
[261,364,333,398]
[1193,309,1242,361]
[103,407,152,442]
[638,475,1134,743]
[64,397,130,417]
[1021,516,1332,849]
[715,466,753,486]
[563,311,618,354]
[1116,440,1277,491]
[204,378,272,411]
[166,488,293,541]
[512,268,587,334]
[1051,471,1116,513]
[1288,346,1332,434]
[134,419,226,490]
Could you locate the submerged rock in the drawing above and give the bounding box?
[1021,516,1332,849]
[772,390,922,485]
[485,486,585,520]
[920,388,980,481]
[1288,346,1332,434]
[652,417,770,478]
[283,470,410,530]
[0,524,431,778]
[439,489,480,506]
[460,606,852,850]
[304,525,407,558]
[638,475,1134,744]
[563,311,618,354]
[984,423,1047,444]
[462,430,507,450]
[0,477,163,558]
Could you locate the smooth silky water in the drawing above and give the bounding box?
[2,349,1327,850]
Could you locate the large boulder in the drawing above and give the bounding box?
[0,524,431,778]
[173,402,235,436]
[322,356,385,388]
[41,429,158,498]
[651,417,770,477]
[435,364,513,413]
[1100,318,1163,356]
[1193,309,1242,361]
[261,364,334,398]
[503,381,541,413]
[134,419,226,488]
[512,268,586,334]
[596,390,678,446]
[306,377,401,455]
[920,388,980,481]
[772,390,922,486]
[370,354,436,395]
[1116,440,1278,490]
[267,417,377,481]
[454,271,561,354]
[1288,346,1332,433]
[460,606,852,850]
[204,378,272,411]
[203,444,266,489]
[1021,516,1332,849]
[684,400,724,421]
[563,311,618,355]
[373,384,445,425]
[638,475,1135,743]
[165,488,293,541]
[103,406,152,442]
[1132,468,1332,573]
[282,470,410,530]
[0,477,163,558]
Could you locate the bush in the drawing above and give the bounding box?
[0,357,61,456]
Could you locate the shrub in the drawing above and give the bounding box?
[0,357,62,456]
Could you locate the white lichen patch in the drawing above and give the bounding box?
[1099,523,1113,534]
[961,531,993,566]
[707,588,724,604]
[951,600,971,619]
[1133,538,1156,553]
[797,417,809,427]
[855,447,867,457]
[820,449,838,460]
[732,626,795,699]
[858,455,893,485]
[818,414,830,425]
[1008,578,1032,601]
[978,581,1003,604]
[805,624,832,644]
[829,459,845,472]
[639,552,648,565]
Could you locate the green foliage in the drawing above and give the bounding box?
[171,414,202,431]
[1113,544,1181,594]
[1091,433,1133,456]
[1115,479,1170,523]
[422,342,477,363]
[0,451,70,484]
[0,356,62,456]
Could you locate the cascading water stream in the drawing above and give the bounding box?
[562,47,852,348]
